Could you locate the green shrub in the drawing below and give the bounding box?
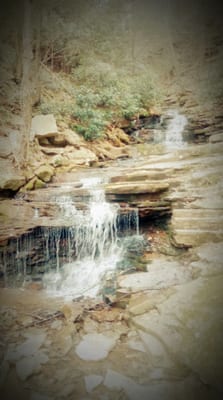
[74,124,86,136]
[72,115,106,141]
[39,64,161,142]
[84,123,103,140]
[71,107,95,121]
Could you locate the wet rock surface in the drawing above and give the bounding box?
[0,108,223,399]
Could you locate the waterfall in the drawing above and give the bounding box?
[0,177,140,298]
[43,183,139,299]
[75,189,119,260]
[165,109,187,148]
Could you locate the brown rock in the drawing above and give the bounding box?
[105,181,169,195]
[35,165,55,183]
[65,146,98,164]
[63,129,85,147]
[50,134,67,146]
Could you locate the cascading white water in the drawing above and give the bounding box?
[165,109,187,148]
[75,188,119,260]
[43,179,136,299]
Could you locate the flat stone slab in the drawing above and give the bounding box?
[196,242,223,264]
[5,332,48,381]
[110,169,174,183]
[209,132,223,143]
[103,369,195,400]
[171,208,223,246]
[118,260,192,291]
[84,375,103,393]
[75,333,116,361]
[105,181,169,195]
[31,114,58,139]
[6,332,47,361]
[133,275,223,392]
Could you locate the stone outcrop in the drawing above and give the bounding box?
[105,181,169,195]
[118,260,192,291]
[35,165,55,183]
[105,179,171,218]
[91,141,129,162]
[31,114,58,140]
[22,177,46,191]
[65,146,97,164]
[209,132,223,143]
[63,129,85,147]
[0,160,26,192]
[171,208,223,247]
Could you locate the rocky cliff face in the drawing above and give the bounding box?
[0,0,222,193]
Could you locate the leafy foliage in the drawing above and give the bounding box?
[36,1,163,141]
[39,66,162,140]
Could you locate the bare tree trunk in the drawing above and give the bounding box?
[130,0,136,75]
[14,29,23,84]
[20,0,33,164]
[32,1,41,106]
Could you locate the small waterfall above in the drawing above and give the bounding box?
[165,109,188,148]
[40,179,139,299]
[43,185,133,299]
[0,174,140,299]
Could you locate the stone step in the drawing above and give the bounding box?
[172,208,223,218]
[171,208,223,245]
[173,229,223,247]
[172,217,223,230]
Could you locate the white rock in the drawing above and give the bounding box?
[127,339,146,353]
[31,114,58,139]
[138,330,174,368]
[5,333,46,362]
[84,375,103,393]
[75,333,116,361]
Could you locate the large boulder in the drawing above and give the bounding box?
[65,146,98,165]
[63,129,85,147]
[48,129,85,147]
[21,177,43,191]
[30,114,58,140]
[0,160,26,191]
[0,176,26,191]
[35,165,55,183]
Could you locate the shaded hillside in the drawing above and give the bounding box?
[0,0,222,182]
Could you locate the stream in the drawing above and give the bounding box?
[0,109,223,400]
